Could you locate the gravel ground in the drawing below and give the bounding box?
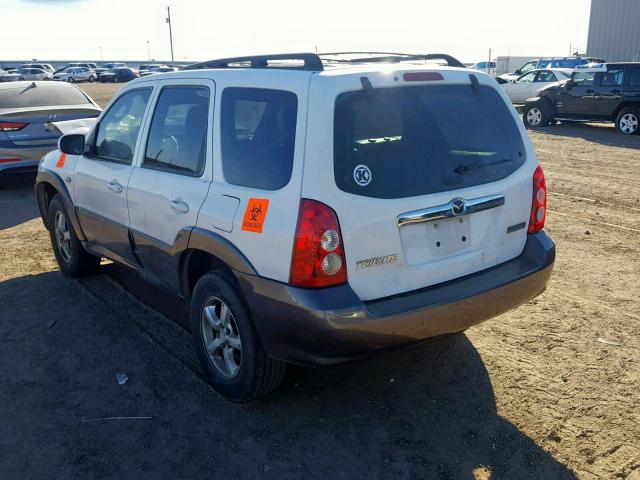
[0,83,638,479]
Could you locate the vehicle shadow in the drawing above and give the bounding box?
[530,121,640,149]
[0,173,39,230]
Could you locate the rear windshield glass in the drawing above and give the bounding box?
[334,84,525,199]
[0,84,91,109]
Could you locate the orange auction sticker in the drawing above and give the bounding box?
[242,198,270,233]
[55,153,67,168]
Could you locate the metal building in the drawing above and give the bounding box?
[587,0,640,62]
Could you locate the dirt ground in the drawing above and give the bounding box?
[0,83,638,479]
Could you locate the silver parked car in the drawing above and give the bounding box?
[1,68,53,82]
[53,67,97,83]
[0,81,101,180]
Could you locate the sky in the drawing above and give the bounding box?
[0,0,592,63]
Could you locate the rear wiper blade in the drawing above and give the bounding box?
[454,158,513,175]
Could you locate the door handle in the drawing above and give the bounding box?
[107,180,123,194]
[170,198,189,214]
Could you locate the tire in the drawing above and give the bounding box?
[190,271,287,402]
[88,75,95,83]
[615,107,640,135]
[523,105,550,128]
[48,194,100,277]
[18,77,24,81]
[68,77,75,83]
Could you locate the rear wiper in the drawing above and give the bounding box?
[454,158,513,175]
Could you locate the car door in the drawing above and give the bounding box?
[73,84,154,265]
[557,71,598,117]
[126,78,214,289]
[506,71,536,103]
[595,66,625,118]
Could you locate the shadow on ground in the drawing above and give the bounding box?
[0,174,39,230]
[530,121,640,149]
[0,269,575,479]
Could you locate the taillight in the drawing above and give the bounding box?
[528,165,547,233]
[0,121,28,132]
[290,199,348,288]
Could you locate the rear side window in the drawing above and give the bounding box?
[221,87,297,190]
[334,84,525,199]
[144,86,209,176]
[601,68,624,87]
[0,84,91,108]
[628,68,640,88]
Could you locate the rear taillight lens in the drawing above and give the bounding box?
[528,165,547,233]
[290,199,348,288]
[0,121,28,132]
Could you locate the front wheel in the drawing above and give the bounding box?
[48,195,100,277]
[68,77,75,83]
[190,271,287,402]
[88,75,95,83]
[615,107,639,135]
[523,105,549,128]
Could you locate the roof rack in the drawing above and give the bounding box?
[181,51,466,73]
[319,52,466,69]
[183,53,324,71]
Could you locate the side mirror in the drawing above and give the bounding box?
[514,69,522,75]
[565,79,574,90]
[58,133,85,155]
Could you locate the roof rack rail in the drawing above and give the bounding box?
[183,53,324,71]
[319,52,466,69]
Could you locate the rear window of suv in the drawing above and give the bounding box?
[334,84,525,199]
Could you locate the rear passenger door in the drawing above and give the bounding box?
[126,79,214,289]
[595,67,625,118]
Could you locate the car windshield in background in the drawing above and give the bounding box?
[0,84,91,108]
[334,84,525,199]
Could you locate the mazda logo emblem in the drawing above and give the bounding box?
[451,198,466,216]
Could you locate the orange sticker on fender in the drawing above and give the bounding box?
[55,153,67,168]
[242,198,270,233]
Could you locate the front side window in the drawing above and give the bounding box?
[535,71,557,82]
[221,87,298,190]
[517,72,536,83]
[95,88,151,163]
[334,85,525,199]
[600,68,624,87]
[144,86,210,176]
[572,72,595,87]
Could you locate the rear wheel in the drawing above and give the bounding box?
[48,195,100,277]
[615,107,639,135]
[68,77,75,83]
[190,271,287,402]
[88,75,95,83]
[524,105,549,128]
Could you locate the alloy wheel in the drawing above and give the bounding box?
[201,296,242,379]
[54,211,72,264]
[526,108,542,127]
[619,113,638,134]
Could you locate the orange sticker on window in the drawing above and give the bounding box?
[55,153,67,168]
[242,198,270,233]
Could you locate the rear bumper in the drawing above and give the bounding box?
[0,159,39,175]
[237,232,555,366]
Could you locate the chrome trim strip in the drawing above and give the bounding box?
[397,194,505,227]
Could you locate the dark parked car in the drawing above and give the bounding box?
[98,67,139,83]
[523,62,640,135]
[94,62,128,79]
[0,81,101,180]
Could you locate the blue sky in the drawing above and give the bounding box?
[1,0,591,62]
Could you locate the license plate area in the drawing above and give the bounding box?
[400,216,472,265]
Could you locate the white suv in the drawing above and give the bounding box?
[35,53,555,401]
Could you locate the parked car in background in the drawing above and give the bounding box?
[19,63,55,74]
[94,62,127,79]
[523,62,640,135]
[98,67,139,83]
[139,65,177,76]
[53,67,97,83]
[0,68,7,80]
[0,81,101,181]
[36,52,554,401]
[54,62,98,74]
[138,63,165,72]
[500,68,572,104]
[469,61,496,74]
[498,57,605,83]
[1,68,53,82]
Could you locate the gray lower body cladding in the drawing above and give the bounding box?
[237,232,555,366]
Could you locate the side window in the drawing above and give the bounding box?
[535,71,556,82]
[572,72,595,87]
[627,67,640,88]
[221,87,298,190]
[143,85,210,176]
[600,68,624,87]
[94,88,152,163]
[518,72,536,83]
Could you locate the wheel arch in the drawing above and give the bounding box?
[612,102,640,120]
[35,171,85,240]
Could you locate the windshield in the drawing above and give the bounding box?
[333,84,525,199]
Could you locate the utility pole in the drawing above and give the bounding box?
[166,6,175,63]
[147,40,151,61]
[99,46,103,62]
